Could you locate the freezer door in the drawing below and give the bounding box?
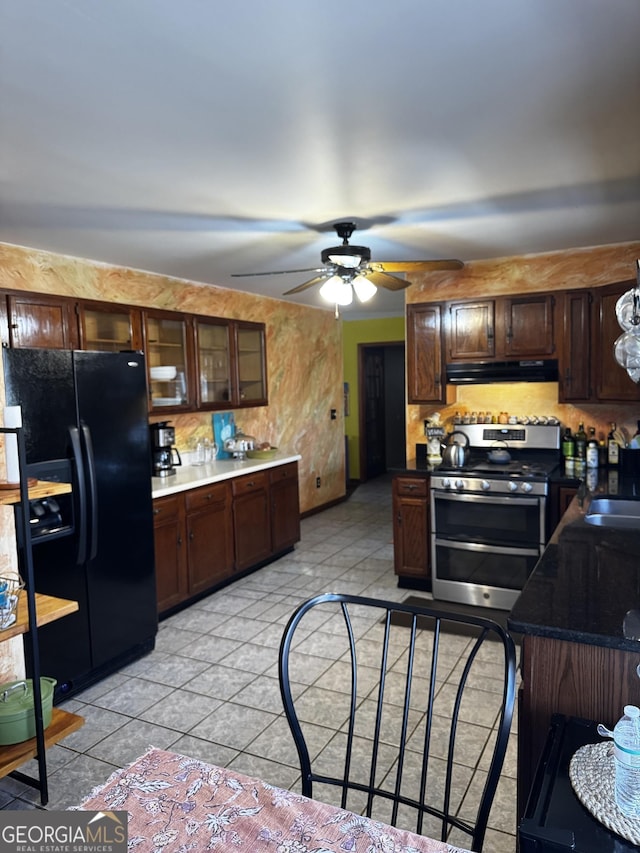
[3,348,75,463]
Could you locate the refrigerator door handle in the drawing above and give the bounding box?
[81,423,99,561]
[68,425,88,564]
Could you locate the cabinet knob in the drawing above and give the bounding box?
[153,508,160,515]
[177,535,182,546]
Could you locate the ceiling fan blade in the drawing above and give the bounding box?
[365,270,411,291]
[283,275,331,295]
[232,266,328,278]
[377,259,464,272]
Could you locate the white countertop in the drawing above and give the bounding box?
[151,453,302,499]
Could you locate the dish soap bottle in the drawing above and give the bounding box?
[586,427,599,469]
[613,705,640,817]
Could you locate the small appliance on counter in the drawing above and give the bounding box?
[150,421,182,476]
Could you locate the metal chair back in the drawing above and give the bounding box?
[279,592,516,852]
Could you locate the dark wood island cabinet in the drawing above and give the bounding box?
[508,490,640,820]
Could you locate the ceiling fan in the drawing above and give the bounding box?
[232,221,464,308]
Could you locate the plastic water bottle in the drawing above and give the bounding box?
[613,705,640,817]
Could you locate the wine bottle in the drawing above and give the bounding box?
[574,422,587,459]
[608,422,620,466]
[561,427,575,459]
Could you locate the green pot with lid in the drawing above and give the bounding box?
[0,677,56,744]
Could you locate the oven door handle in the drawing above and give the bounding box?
[433,491,542,508]
[433,537,541,556]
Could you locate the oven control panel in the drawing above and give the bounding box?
[431,475,548,497]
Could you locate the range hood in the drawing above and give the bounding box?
[446,359,559,385]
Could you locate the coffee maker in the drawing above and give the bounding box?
[150,421,182,477]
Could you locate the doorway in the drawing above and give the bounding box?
[358,342,406,482]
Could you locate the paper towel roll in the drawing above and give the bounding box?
[3,406,22,484]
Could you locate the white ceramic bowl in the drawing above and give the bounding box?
[150,365,177,381]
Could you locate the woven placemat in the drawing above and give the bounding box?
[569,742,640,845]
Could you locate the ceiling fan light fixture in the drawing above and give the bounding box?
[352,275,377,303]
[321,244,371,268]
[319,275,353,305]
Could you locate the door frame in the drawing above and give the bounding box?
[357,340,405,482]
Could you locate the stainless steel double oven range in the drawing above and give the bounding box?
[430,423,561,611]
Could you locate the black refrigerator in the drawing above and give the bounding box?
[3,348,157,701]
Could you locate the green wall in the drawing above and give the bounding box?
[342,316,406,480]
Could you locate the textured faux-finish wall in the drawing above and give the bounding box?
[404,241,640,456]
[0,243,346,517]
[342,316,405,480]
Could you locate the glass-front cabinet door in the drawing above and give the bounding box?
[235,322,267,406]
[143,311,191,410]
[194,318,232,408]
[79,304,142,352]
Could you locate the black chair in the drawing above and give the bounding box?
[278,593,516,852]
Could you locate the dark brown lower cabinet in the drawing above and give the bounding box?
[186,482,234,596]
[153,494,189,613]
[517,635,640,821]
[232,471,271,571]
[153,462,301,614]
[153,485,234,613]
[392,475,430,582]
[270,462,301,553]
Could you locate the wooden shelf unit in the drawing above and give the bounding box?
[0,429,83,803]
[0,709,84,779]
[1,592,78,641]
[0,480,71,506]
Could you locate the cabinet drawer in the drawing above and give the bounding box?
[232,471,267,496]
[269,462,297,484]
[394,477,428,497]
[152,494,181,523]
[185,481,229,512]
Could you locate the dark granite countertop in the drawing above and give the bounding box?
[508,474,640,651]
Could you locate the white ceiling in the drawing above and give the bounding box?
[1,0,639,318]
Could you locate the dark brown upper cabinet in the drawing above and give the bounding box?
[592,280,640,403]
[446,300,495,361]
[194,317,267,410]
[77,301,143,352]
[406,303,446,404]
[233,320,268,408]
[142,309,194,413]
[558,289,592,402]
[4,293,78,349]
[501,294,555,358]
[445,294,554,362]
[559,281,640,403]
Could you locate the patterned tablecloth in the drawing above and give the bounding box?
[75,747,472,853]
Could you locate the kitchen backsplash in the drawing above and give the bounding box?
[408,381,639,451]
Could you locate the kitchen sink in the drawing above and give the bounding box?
[584,497,640,529]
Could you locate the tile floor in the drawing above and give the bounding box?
[0,474,518,852]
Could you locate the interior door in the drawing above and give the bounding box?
[363,348,386,479]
